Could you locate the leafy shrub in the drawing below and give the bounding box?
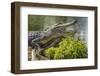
[44,37,87,59]
[44,47,56,59]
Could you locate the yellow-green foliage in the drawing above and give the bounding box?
[44,37,87,59]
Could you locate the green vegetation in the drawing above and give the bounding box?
[44,37,87,59]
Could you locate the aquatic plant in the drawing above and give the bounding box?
[44,37,87,59]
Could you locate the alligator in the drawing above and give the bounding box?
[28,20,79,60]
